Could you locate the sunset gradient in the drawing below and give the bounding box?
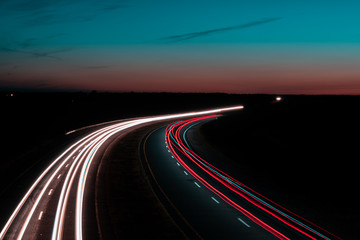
[1,0,360,94]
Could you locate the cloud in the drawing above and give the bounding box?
[0,46,72,60]
[101,4,128,12]
[157,17,282,42]
[29,48,72,60]
[2,0,129,27]
[14,38,38,48]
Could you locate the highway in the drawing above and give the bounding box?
[0,106,243,240]
[143,114,342,240]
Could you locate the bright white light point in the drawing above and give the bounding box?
[276,96,282,101]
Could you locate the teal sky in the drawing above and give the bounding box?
[1,0,360,94]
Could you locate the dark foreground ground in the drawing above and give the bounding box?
[200,95,360,239]
[1,92,359,239]
[0,91,255,238]
[0,91,249,193]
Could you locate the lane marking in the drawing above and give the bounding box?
[238,217,251,228]
[48,189,53,196]
[65,164,69,168]
[1,106,244,240]
[142,128,203,240]
[57,174,61,179]
[176,162,180,166]
[184,171,188,176]
[38,211,43,220]
[194,182,201,188]
[211,197,220,204]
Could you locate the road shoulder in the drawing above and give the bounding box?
[97,122,187,239]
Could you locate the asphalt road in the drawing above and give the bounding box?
[1,120,152,240]
[143,115,341,240]
[0,106,243,240]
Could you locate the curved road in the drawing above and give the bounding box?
[143,115,342,240]
[0,106,242,240]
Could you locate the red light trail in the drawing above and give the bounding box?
[165,115,342,240]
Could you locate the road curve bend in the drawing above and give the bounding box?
[0,106,243,240]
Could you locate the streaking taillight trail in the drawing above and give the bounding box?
[165,115,342,240]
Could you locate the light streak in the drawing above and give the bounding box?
[0,135,90,240]
[166,116,290,240]
[165,114,342,240]
[1,105,243,240]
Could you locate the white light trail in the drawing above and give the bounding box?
[0,105,244,240]
[0,135,90,240]
[13,128,114,240]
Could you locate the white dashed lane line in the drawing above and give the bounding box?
[237,217,251,228]
[211,197,220,204]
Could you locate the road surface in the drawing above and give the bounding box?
[0,106,243,240]
[142,114,342,240]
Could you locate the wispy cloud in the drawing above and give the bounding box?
[1,0,129,27]
[101,4,128,12]
[157,17,281,42]
[14,38,38,48]
[0,46,72,60]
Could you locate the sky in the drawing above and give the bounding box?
[1,0,360,94]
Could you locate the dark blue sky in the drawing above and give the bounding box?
[1,0,360,94]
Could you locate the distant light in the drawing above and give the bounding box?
[276,96,282,101]
[10,93,13,97]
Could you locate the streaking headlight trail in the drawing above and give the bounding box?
[0,106,243,240]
